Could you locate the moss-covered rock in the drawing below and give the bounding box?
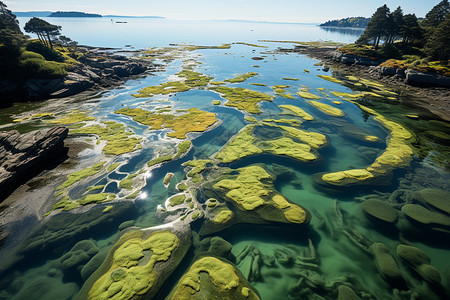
[361,199,398,223]
[116,107,217,139]
[397,245,441,285]
[337,285,360,300]
[278,104,314,121]
[317,75,343,84]
[225,72,258,83]
[71,121,142,155]
[308,101,344,117]
[57,162,106,190]
[60,240,99,273]
[401,204,450,227]
[297,91,321,100]
[167,256,260,300]
[209,86,273,114]
[369,243,404,285]
[51,111,95,125]
[82,226,191,300]
[415,188,450,214]
[215,125,262,163]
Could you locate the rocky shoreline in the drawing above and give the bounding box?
[288,45,450,122]
[0,47,157,104]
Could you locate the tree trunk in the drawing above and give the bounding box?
[375,36,380,50]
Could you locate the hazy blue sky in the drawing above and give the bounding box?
[6,0,441,22]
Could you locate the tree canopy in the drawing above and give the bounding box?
[425,15,450,60]
[24,17,62,49]
[356,5,392,49]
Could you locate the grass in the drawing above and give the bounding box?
[57,162,106,190]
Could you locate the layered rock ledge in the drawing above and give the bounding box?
[0,126,68,200]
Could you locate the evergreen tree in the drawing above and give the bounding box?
[425,15,450,60]
[357,5,391,49]
[24,18,62,49]
[401,14,423,45]
[389,7,404,43]
[0,0,21,33]
[423,0,450,28]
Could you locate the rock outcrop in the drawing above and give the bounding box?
[1,48,152,102]
[0,126,68,200]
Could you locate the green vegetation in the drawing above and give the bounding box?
[51,111,94,125]
[278,105,314,121]
[57,162,106,190]
[169,194,186,206]
[210,86,273,114]
[147,155,174,167]
[316,75,343,84]
[215,125,261,163]
[224,72,258,83]
[212,100,221,105]
[297,91,321,100]
[308,101,345,117]
[71,121,142,155]
[176,141,192,157]
[89,230,180,300]
[163,173,174,186]
[116,107,217,139]
[338,1,450,74]
[119,174,138,190]
[107,162,121,172]
[273,85,294,99]
[176,69,213,87]
[183,159,212,177]
[320,17,370,28]
[132,81,191,97]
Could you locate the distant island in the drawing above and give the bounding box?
[319,17,370,28]
[48,11,102,18]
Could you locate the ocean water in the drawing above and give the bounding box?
[0,18,449,300]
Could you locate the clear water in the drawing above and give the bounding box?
[0,19,449,300]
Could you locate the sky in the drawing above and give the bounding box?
[5,0,441,23]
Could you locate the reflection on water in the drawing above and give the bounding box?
[319,26,365,38]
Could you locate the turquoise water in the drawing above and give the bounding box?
[0,20,449,300]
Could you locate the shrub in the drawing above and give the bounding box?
[19,57,68,78]
[25,40,64,62]
[20,50,45,60]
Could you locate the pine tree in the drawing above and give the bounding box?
[425,16,450,60]
[24,18,62,49]
[389,7,404,43]
[401,14,423,45]
[357,5,391,49]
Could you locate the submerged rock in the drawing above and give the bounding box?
[59,240,99,274]
[414,188,450,215]
[397,244,441,285]
[361,199,398,224]
[369,243,404,286]
[167,256,260,299]
[0,126,68,200]
[337,285,360,300]
[401,204,450,227]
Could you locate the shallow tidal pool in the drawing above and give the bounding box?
[0,41,449,300]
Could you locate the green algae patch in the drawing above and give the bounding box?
[176,141,192,157]
[177,182,188,191]
[214,209,234,224]
[107,163,121,172]
[262,119,303,127]
[272,85,294,99]
[277,125,327,148]
[176,69,213,87]
[78,193,116,205]
[282,78,299,81]
[333,101,342,105]
[88,185,105,191]
[169,194,186,207]
[258,137,317,161]
[88,230,180,300]
[116,107,217,139]
[297,91,321,100]
[72,121,142,155]
[183,159,212,177]
[132,81,191,98]
[215,125,262,163]
[214,166,271,210]
[57,162,106,190]
[51,196,78,212]
[119,174,138,190]
[51,111,95,125]
[320,105,413,186]
[13,113,53,123]
[225,72,258,83]
[169,257,259,299]
[308,101,345,117]
[249,83,267,87]
[212,100,221,105]
[245,116,258,123]
[330,91,364,99]
[316,75,343,84]
[304,69,310,73]
[278,105,314,121]
[209,86,273,114]
[164,173,174,186]
[147,155,174,167]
